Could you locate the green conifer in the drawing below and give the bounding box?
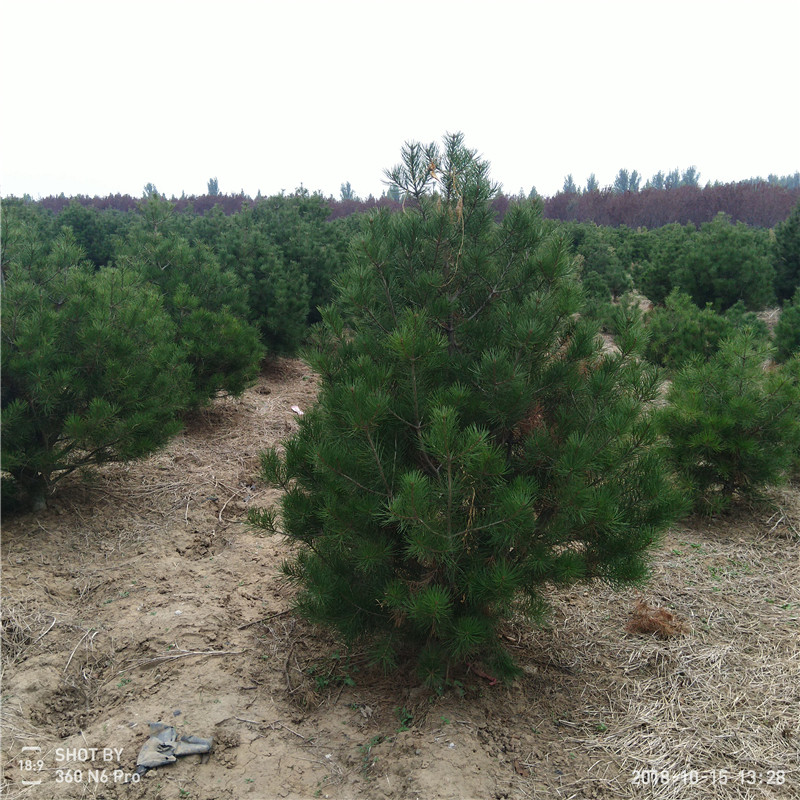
[645,290,735,371]
[774,289,800,362]
[212,206,311,354]
[119,198,263,406]
[658,330,800,514]
[773,200,800,304]
[2,231,190,509]
[252,134,685,685]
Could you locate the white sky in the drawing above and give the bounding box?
[1,0,798,200]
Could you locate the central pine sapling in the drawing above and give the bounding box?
[251,134,685,686]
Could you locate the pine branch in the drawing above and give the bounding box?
[315,452,384,498]
[364,429,392,497]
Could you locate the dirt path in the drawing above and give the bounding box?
[2,360,799,799]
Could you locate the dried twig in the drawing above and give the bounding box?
[218,492,238,522]
[30,617,57,647]
[63,630,95,674]
[237,610,291,630]
[117,648,244,674]
[268,721,306,739]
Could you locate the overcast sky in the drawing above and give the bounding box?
[2,0,798,201]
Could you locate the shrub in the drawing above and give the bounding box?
[251,134,685,686]
[657,330,800,514]
[1,232,190,509]
[644,290,733,371]
[119,198,263,406]
[644,291,770,372]
[212,206,312,354]
[773,200,800,303]
[637,216,774,311]
[774,289,800,362]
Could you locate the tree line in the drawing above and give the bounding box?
[540,181,800,229]
[15,171,800,231]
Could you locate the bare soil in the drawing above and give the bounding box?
[2,359,799,800]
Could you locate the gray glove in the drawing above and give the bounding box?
[134,722,213,776]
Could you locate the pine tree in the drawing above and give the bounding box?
[774,289,800,362]
[2,230,190,509]
[251,134,685,686]
[565,222,631,301]
[638,216,774,311]
[645,290,733,371]
[119,197,263,406]
[211,205,312,354]
[773,200,800,304]
[678,213,774,311]
[249,191,343,323]
[658,330,800,514]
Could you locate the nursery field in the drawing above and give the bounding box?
[2,360,799,800]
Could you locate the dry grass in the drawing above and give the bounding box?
[0,597,57,669]
[549,506,800,799]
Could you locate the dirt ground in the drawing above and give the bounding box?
[2,359,799,800]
